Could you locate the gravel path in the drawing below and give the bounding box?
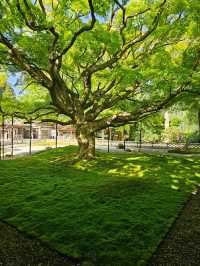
[149,189,200,266]
[0,220,80,266]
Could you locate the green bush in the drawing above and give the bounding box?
[168,148,200,154]
[117,143,125,149]
[185,131,200,143]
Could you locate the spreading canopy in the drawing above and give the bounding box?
[0,0,200,157]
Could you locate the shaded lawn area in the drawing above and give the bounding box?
[0,146,200,266]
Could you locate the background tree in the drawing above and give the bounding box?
[0,0,200,158]
[140,113,164,142]
[176,92,200,142]
[0,73,7,109]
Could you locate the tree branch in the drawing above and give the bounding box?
[0,33,52,88]
[82,1,166,77]
[15,0,59,52]
[40,118,73,126]
[58,0,96,59]
[38,0,46,15]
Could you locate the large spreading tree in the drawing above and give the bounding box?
[0,0,200,158]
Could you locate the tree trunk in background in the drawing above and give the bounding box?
[76,126,95,159]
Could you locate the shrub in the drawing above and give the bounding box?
[117,143,125,149]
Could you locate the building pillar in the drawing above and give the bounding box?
[164,111,170,129]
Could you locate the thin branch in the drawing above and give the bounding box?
[40,118,73,125]
[38,0,46,15]
[57,0,96,60]
[82,0,167,77]
[0,33,52,88]
[15,0,59,52]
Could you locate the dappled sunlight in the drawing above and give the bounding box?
[171,179,180,190]
[185,178,198,186]
[123,164,143,176]
[165,158,200,191]
[107,164,144,178]
[43,147,200,194]
[0,147,200,266]
[171,185,179,190]
[167,159,180,165]
[73,155,147,179]
[1,146,199,195]
[192,165,200,169]
[181,157,195,162]
[125,156,149,161]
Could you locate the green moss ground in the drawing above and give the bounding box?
[0,146,199,265]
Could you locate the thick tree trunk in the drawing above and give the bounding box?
[75,126,95,159]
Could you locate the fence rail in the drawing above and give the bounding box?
[0,137,200,159]
[96,139,200,149]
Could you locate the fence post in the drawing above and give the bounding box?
[2,114,5,159]
[11,115,14,157]
[0,114,2,160]
[107,127,110,153]
[29,119,32,155]
[55,122,58,148]
[124,138,126,151]
[166,143,169,151]
[139,128,142,150]
[94,132,96,153]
